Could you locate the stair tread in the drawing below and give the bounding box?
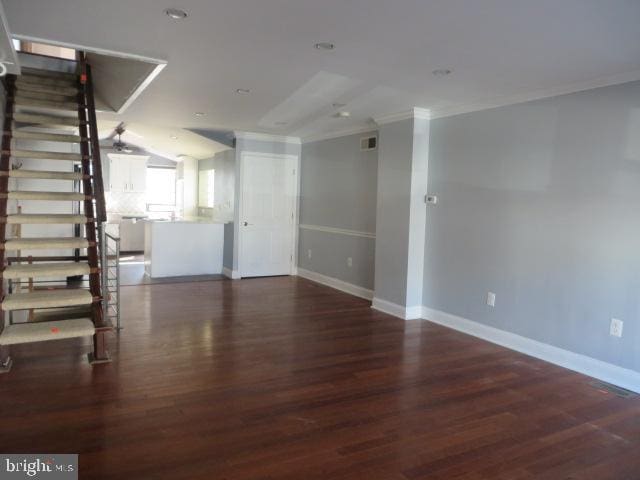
[3,169,85,181]
[2,237,90,250]
[0,318,94,345]
[6,214,92,224]
[9,149,83,161]
[14,96,79,111]
[9,130,82,143]
[4,263,90,279]
[1,289,93,311]
[12,112,81,127]
[6,191,87,201]
[15,81,78,97]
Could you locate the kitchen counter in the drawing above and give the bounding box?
[144,220,224,278]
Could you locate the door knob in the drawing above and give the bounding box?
[243,221,250,226]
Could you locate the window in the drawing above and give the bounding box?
[198,169,215,208]
[146,167,176,206]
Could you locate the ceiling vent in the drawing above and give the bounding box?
[360,136,377,151]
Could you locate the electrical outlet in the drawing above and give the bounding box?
[347,257,353,268]
[487,292,496,307]
[610,318,624,338]
[307,249,312,259]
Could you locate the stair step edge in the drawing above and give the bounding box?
[0,318,95,346]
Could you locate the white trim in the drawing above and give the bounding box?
[299,224,376,239]
[374,107,431,126]
[371,298,422,320]
[13,34,167,115]
[302,126,378,144]
[422,307,640,394]
[222,267,241,280]
[12,34,167,64]
[234,131,301,145]
[297,268,373,301]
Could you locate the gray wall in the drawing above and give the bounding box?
[223,222,234,269]
[373,117,430,308]
[374,119,415,304]
[298,131,378,289]
[198,148,235,221]
[424,80,640,372]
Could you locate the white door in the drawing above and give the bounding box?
[239,153,297,277]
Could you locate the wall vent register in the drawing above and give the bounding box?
[360,136,377,151]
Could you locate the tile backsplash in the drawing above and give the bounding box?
[106,191,146,214]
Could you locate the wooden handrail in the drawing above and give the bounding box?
[78,53,107,223]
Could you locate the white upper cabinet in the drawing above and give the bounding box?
[108,154,149,193]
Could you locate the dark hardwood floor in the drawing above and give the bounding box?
[1,276,640,479]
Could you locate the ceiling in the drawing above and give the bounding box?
[4,0,640,147]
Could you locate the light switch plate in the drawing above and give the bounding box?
[610,318,624,337]
[487,292,496,307]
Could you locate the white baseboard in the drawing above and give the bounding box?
[422,307,640,394]
[222,267,241,280]
[372,298,422,320]
[296,268,373,300]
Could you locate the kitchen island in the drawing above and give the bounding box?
[144,219,225,278]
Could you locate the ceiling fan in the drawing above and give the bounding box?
[112,125,134,153]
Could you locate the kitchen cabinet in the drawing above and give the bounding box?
[108,154,149,193]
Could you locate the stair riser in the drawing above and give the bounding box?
[8,131,82,143]
[4,192,88,201]
[8,150,84,161]
[19,75,78,89]
[13,89,76,102]
[2,239,91,250]
[1,170,86,181]
[15,82,78,97]
[22,68,78,80]
[12,113,82,127]
[4,216,94,225]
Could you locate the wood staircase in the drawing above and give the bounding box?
[0,53,111,372]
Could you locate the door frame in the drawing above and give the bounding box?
[236,151,300,278]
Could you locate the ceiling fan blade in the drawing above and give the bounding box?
[126,129,145,139]
[104,121,126,140]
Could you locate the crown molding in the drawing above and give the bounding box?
[374,107,431,126]
[429,69,640,120]
[301,126,378,144]
[233,131,301,145]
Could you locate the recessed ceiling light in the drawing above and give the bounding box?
[315,42,335,51]
[170,135,178,140]
[236,88,251,94]
[432,68,452,77]
[164,8,188,19]
[332,102,346,108]
[334,111,351,118]
[194,112,206,117]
